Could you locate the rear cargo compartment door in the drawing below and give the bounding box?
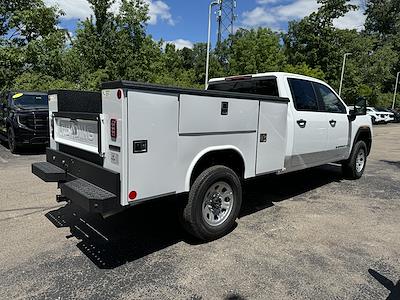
[256,101,288,174]
[53,112,105,156]
[127,91,178,202]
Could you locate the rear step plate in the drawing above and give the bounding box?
[32,162,66,182]
[60,179,119,213]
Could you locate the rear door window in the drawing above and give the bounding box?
[208,78,279,97]
[288,78,319,111]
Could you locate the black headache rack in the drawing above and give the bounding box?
[32,148,121,214]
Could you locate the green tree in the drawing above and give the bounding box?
[227,28,286,75]
[365,0,400,36]
[283,63,325,80]
[0,0,65,92]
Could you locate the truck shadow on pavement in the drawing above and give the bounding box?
[45,164,344,269]
[368,269,400,300]
[240,164,343,217]
[381,160,400,169]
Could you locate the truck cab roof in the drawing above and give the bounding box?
[209,72,326,85]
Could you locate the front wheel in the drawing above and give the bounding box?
[342,141,367,179]
[181,165,242,241]
[7,127,18,154]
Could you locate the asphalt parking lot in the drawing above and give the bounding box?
[0,124,399,300]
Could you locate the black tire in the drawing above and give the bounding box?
[371,117,376,125]
[181,165,242,241]
[7,127,18,154]
[342,141,367,180]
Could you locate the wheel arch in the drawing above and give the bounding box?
[184,146,246,192]
[353,127,372,156]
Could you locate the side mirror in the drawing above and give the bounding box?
[349,97,367,121]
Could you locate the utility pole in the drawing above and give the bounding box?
[392,72,400,110]
[339,53,352,97]
[217,0,237,46]
[205,0,220,89]
[205,0,237,89]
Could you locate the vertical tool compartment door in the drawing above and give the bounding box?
[256,101,288,175]
[127,91,178,202]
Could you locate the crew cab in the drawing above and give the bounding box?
[32,72,372,241]
[0,91,49,153]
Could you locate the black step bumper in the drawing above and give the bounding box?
[32,162,66,182]
[32,148,121,214]
[61,179,119,213]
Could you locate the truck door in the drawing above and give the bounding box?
[313,82,350,161]
[288,78,329,168]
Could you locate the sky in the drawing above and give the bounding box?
[44,0,367,49]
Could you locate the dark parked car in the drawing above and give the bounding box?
[376,107,399,123]
[376,107,400,123]
[388,108,400,123]
[0,91,49,153]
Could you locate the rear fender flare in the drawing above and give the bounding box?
[184,145,245,192]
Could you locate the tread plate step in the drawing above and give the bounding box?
[32,162,66,182]
[61,179,119,213]
[63,179,116,201]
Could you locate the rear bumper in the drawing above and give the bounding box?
[32,148,121,214]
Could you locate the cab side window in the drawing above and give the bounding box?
[314,83,346,114]
[288,78,319,111]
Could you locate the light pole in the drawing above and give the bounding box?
[392,72,400,110]
[339,53,352,97]
[205,0,220,89]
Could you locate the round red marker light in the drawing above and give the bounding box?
[117,89,123,99]
[128,191,137,201]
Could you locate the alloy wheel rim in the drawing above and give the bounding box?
[202,181,234,227]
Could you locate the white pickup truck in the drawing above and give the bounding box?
[32,72,372,241]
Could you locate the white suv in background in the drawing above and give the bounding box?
[366,107,394,124]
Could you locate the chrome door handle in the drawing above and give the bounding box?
[329,120,337,127]
[297,119,307,128]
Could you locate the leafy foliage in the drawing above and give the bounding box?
[1,0,399,108]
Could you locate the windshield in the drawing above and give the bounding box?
[12,93,48,108]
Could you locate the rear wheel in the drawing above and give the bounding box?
[7,127,18,154]
[181,165,242,241]
[342,141,367,179]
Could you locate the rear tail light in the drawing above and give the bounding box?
[110,119,117,140]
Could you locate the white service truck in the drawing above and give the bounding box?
[32,72,372,241]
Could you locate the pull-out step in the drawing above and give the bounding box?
[60,178,119,213]
[32,162,66,182]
